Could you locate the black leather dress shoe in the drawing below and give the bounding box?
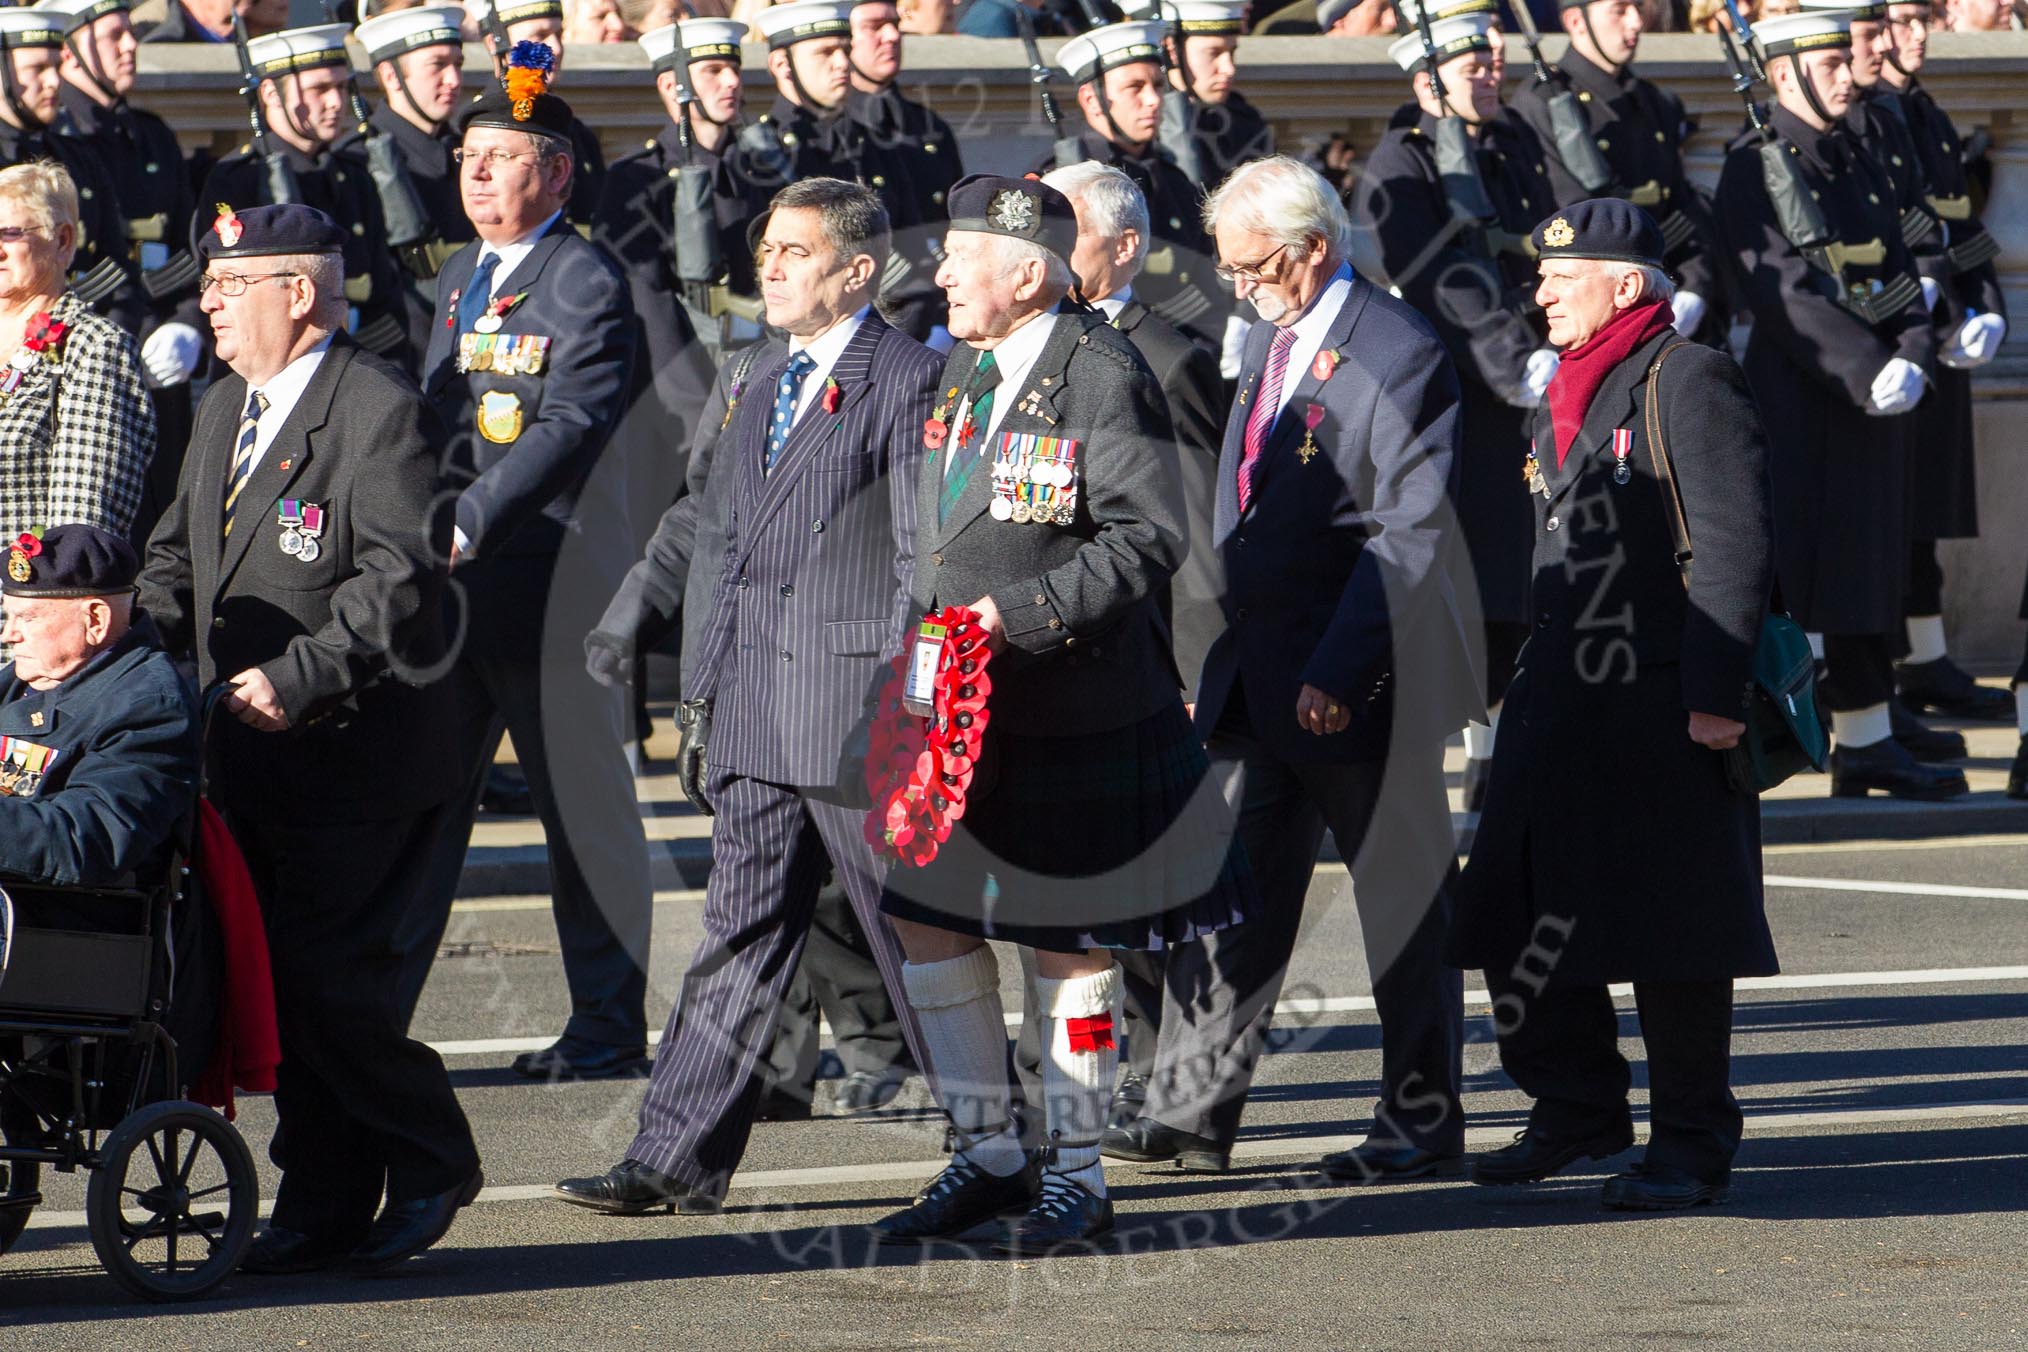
[993,1175,1114,1255]
[1470,1125,1635,1186]
[480,766,535,814]
[1829,739,1969,800]
[553,1159,721,1216]
[755,1086,814,1121]
[347,1172,484,1272]
[1099,1116,1229,1172]
[240,1225,366,1275]
[1105,1072,1148,1133]
[833,1070,904,1115]
[1898,657,2015,721]
[1889,699,1968,762]
[1600,1162,1729,1211]
[873,1155,1039,1244]
[1318,1141,1464,1184]
[1460,756,1492,814]
[2008,735,2027,801]
[510,1036,651,1081]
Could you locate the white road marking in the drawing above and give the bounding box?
[1763,833,2028,857]
[422,965,2028,1057]
[1763,875,2028,902]
[26,1098,2028,1231]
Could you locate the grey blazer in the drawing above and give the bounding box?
[914,306,1185,738]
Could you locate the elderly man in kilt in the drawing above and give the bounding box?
[1450,200,1779,1211]
[869,174,1254,1254]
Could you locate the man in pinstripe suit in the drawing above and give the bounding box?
[554,179,941,1216]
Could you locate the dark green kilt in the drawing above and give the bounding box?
[878,701,1257,952]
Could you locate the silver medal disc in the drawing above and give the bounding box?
[296,536,321,563]
[990,497,1014,521]
[279,527,302,556]
[475,314,502,334]
[1613,462,1632,485]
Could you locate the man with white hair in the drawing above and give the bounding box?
[869,172,1254,1253]
[1104,155,1476,1185]
[1451,199,1777,1211]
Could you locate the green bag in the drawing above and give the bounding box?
[1645,343,1829,795]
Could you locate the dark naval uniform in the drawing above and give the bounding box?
[335,102,475,368]
[847,81,964,336]
[0,117,143,334]
[200,144,415,369]
[1353,110,1554,695]
[1715,106,1933,710]
[1508,47,1727,343]
[56,82,202,544]
[1190,89,1275,184]
[1035,129,1220,346]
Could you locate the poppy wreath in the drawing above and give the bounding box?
[863,606,994,867]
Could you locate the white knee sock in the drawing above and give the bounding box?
[1033,963,1120,1197]
[1832,702,1893,749]
[2016,684,2028,737]
[1808,632,1826,661]
[1905,615,1948,665]
[1462,721,1495,761]
[902,947,1026,1177]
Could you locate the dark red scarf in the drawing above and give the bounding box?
[1545,299,1674,466]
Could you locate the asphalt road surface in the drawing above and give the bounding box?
[5,833,2026,1349]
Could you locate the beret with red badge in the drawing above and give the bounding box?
[198,202,348,262]
[5,525,140,599]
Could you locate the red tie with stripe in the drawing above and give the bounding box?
[1237,325,1298,514]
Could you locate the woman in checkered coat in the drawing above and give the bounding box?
[0,161,155,555]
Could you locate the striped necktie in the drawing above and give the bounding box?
[222,388,267,540]
[1236,325,1298,515]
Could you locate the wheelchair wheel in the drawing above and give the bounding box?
[0,1158,39,1257]
[85,1100,256,1301]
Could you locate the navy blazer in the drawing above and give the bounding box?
[423,217,637,565]
[688,314,938,789]
[0,618,198,888]
[1195,272,1481,763]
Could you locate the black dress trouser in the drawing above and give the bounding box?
[1483,968,1742,1183]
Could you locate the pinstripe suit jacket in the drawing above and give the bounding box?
[689,313,938,789]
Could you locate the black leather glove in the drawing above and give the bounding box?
[834,714,873,810]
[584,628,632,689]
[677,698,713,816]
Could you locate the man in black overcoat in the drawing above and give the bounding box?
[140,204,481,1273]
[1451,200,1778,1211]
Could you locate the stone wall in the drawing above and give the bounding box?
[137,31,2028,661]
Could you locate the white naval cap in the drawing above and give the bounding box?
[1754,8,1854,56]
[244,23,354,79]
[639,17,748,73]
[754,0,853,50]
[1121,0,1248,32]
[355,5,465,65]
[480,0,564,26]
[1393,0,1501,27]
[0,7,69,47]
[34,0,131,38]
[1058,20,1167,85]
[1796,0,1887,20]
[1387,10,1498,71]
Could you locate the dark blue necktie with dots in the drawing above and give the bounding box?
[766,350,817,473]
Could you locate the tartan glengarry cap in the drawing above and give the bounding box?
[945,174,1078,264]
[197,202,348,262]
[4,525,140,599]
[1531,197,1666,266]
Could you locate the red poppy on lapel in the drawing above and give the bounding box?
[822,377,842,415]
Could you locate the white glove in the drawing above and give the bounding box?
[1669,289,1707,336]
[140,322,202,387]
[1220,312,1252,381]
[1918,275,1941,313]
[1940,311,2007,369]
[1866,355,1926,416]
[1513,347,1559,408]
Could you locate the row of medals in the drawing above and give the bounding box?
[989,455,1076,525]
[1523,450,1632,495]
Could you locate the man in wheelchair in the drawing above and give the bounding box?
[0,524,199,890]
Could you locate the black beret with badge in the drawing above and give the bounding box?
[945,174,1079,266]
[4,525,140,598]
[198,202,348,262]
[1531,198,1667,267]
[456,39,575,144]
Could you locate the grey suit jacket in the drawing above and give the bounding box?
[688,314,939,788]
[915,306,1185,738]
[1196,273,1481,763]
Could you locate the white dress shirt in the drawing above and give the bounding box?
[1269,262,1354,422]
[957,306,1059,447]
[785,305,869,430]
[245,335,335,473]
[1092,286,1134,323]
[470,208,564,298]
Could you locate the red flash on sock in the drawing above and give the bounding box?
[1065,1014,1115,1053]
